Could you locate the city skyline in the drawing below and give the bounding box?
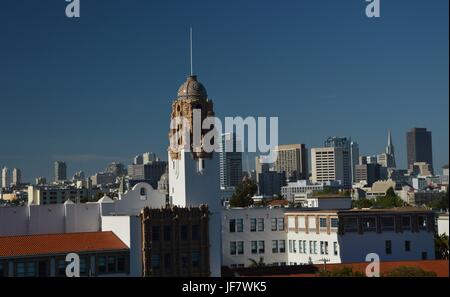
[0,0,448,181]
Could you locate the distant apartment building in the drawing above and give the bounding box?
[134,155,144,165]
[0,232,129,277]
[324,137,359,183]
[1,167,10,189]
[35,177,47,185]
[272,144,308,181]
[105,162,126,176]
[141,205,210,277]
[219,133,243,188]
[255,156,271,183]
[311,147,351,188]
[12,168,22,186]
[222,207,436,268]
[365,180,397,199]
[409,162,433,177]
[442,166,449,185]
[354,163,381,187]
[54,161,67,182]
[72,171,85,182]
[128,160,167,189]
[28,185,90,205]
[258,171,286,197]
[91,172,116,186]
[359,155,378,165]
[281,180,341,201]
[406,128,433,173]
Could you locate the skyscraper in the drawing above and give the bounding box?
[311,147,349,188]
[324,137,359,184]
[12,168,22,186]
[272,144,308,181]
[219,133,243,188]
[378,130,396,168]
[406,128,433,173]
[1,167,10,189]
[54,161,67,182]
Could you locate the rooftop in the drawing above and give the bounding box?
[0,231,128,258]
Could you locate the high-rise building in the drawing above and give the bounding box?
[324,137,359,184]
[54,161,67,182]
[219,133,243,188]
[106,162,126,176]
[142,152,156,164]
[355,163,381,187]
[386,129,396,167]
[12,168,22,186]
[258,171,286,197]
[255,156,271,183]
[311,147,348,188]
[167,74,221,276]
[128,160,167,189]
[1,167,11,189]
[272,144,308,181]
[35,177,47,185]
[133,155,144,165]
[406,128,433,173]
[72,171,85,182]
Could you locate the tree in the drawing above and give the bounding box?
[383,266,437,277]
[352,198,374,209]
[318,266,365,277]
[435,233,449,260]
[352,187,407,209]
[229,178,257,207]
[430,191,449,211]
[248,257,266,268]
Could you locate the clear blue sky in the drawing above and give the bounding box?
[0,0,448,182]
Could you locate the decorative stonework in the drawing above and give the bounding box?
[168,75,216,160]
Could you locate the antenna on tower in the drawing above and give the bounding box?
[190,27,193,76]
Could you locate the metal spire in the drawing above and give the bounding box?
[190,27,193,76]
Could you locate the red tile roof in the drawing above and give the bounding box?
[0,231,128,258]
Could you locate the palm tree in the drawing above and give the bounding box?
[248,257,266,268]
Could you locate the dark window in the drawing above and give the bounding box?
[152,226,160,241]
[192,252,200,267]
[257,218,264,231]
[319,218,327,228]
[164,254,172,270]
[192,224,200,240]
[251,241,257,254]
[80,257,87,275]
[98,257,106,274]
[381,216,395,231]
[181,255,189,271]
[418,216,428,229]
[151,255,160,270]
[405,241,411,252]
[140,187,146,195]
[250,219,257,232]
[164,225,172,241]
[0,262,4,277]
[422,252,428,260]
[344,217,358,232]
[107,256,116,273]
[56,260,66,276]
[362,217,376,232]
[401,216,411,230]
[385,240,392,255]
[271,218,277,231]
[181,225,188,240]
[16,262,25,277]
[229,219,236,233]
[117,256,126,273]
[331,218,339,228]
[25,262,36,277]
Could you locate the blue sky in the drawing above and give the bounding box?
[0,0,448,181]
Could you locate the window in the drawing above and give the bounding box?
[192,252,201,267]
[181,254,189,271]
[257,218,264,231]
[271,218,277,231]
[289,240,293,253]
[299,240,306,254]
[401,216,411,230]
[230,242,237,255]
[0,262,4,277]
[279,240,286,253]
[80,257,87,275]
[152,226,160,241]
[292,240,297,253]
[107,256,116,273]
[333,242,338,256]
[362,217,376,232]
[320,241,325,255]
[192,224,200,240]
[237,241,244,255]
[140,187,146,198]
[236,219,243,232]
[117,256,126,273]
[16,262,25,277]
[418,216,428,229]
[319,218,327,228]
[151,255,161,270]
[251,241,258,254]
[164,254,172,270]
[385,240,392,255]
[97,257,106,274]
[330,218,338,228]
[381,216,395,231]
[309,241,317,254]
[324,241,329,255]
[343,217,358,232]
[229,219,236,233]
[26,262,36,277]
[250,218,257,232]
[405,241,411,252]
[421,252,428,260]
[181,225,188,240]
[272,240,279,253]
[163,225,172,241]
[258,241,265,254]
[277,218,285,231]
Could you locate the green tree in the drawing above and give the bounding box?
[383,266,437,277]
[352,198,374,209]
[229,178,257,207]
[430,191,449,211]
[318,266,365,277]
[435,233,449,260]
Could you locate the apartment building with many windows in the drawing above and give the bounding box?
[222,207,436,268]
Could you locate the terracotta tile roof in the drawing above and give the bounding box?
[267,200,289,206]
[0,231,128,258]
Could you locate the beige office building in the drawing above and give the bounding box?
[273,144,308,181]
[311,147,348,187]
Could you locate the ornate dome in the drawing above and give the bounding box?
[177,75,208,100]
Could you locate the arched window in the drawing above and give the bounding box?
[140,188,146,196]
